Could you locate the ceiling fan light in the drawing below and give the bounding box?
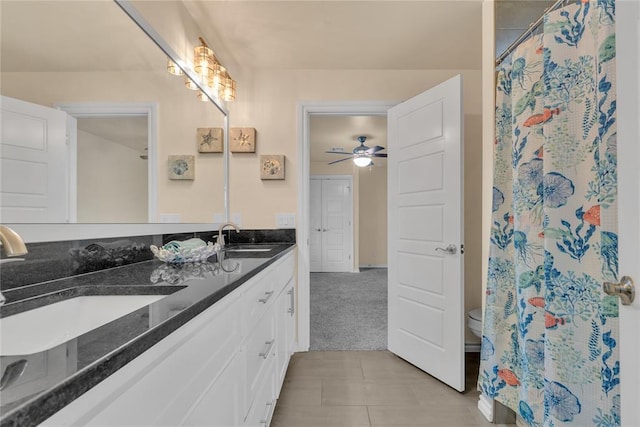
[353,156,373,167]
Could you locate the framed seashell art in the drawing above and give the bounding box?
[168,155,195,180]
[230,127,256,152]
[260,155,285,180]
[197,127,223,153]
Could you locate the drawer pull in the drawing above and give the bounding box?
[287,288,295,316]
[258,291,274,304]
[258,339,275,359]
[260,400,275,424]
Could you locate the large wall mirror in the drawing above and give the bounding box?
[0,0,228,225]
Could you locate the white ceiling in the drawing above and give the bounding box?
[183,1,483,71]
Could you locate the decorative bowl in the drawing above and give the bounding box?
[150,238,219,264]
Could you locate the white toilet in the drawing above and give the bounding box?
[467,308,483,339]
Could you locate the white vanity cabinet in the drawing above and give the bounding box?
[42,250,296,427]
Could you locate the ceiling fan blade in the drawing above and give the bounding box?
[364,145,385,154]
[324,151,352,155]
[371,153,387,158]
[328,157,353,165]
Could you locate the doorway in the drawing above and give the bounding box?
[298,76,466,392]
[55,102,158,223]
[297,101,395,351]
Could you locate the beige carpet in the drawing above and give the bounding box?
[310,268,387,351]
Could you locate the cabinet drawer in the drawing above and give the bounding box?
[244,357,276,427]
[244,312,276,399]
[180,354,245,427]
[243,269,277,331]
[272,253,294,294]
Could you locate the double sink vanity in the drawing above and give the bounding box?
[0,241,296,427]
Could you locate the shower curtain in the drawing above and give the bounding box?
[479,1,619,426]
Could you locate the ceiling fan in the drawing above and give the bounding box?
[325,136,387,167]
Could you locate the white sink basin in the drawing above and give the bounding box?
[0,295,165,356]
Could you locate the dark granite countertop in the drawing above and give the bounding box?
[0,243,295,427]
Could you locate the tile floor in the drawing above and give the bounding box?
[272,351,513,427]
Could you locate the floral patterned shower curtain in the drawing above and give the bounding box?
[479,1,619,426]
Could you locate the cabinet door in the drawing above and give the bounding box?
[244,358,277,427]
[181,353,245,426]
[275,281,295,388]
[43,292,242,427]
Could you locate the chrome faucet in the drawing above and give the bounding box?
[0,225,28,305]
[217,222,240,248]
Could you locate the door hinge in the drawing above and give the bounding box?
[461,244,464,254]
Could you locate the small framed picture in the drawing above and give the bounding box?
[230,127,256,152]
[260,155,285,180]
[197,127,223,153]
[168,155,195,180]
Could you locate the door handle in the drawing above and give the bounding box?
[315,228,321,232]
[435,244,457,255]
[603,276,635,305]
[322,229,328,232]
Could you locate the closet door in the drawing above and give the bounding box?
[309,177,353,272]
[310,179,323,272]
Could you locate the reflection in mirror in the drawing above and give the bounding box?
[0,0,227,224]
[77,116,148,223]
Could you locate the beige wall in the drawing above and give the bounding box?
[359,166,388,267]
[464,114,484,342]
[228,68,482,226]
[1,71,226,223]
[227,68,484,338]
[77,130,147,223]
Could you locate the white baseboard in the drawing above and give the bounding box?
[478,393,494,422]
[358,265,388,269]
[465,342,481,352]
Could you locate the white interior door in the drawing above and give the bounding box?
[387,75,464,391]
[0,96,69,223]
[310,179,323,272]
[309,176,353,272]
[617,1,639,424]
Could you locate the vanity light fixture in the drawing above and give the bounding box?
[166,59,184,76]
[196,90,210,102]
[211,65,226,94]
[185,76,199,90]
[194,38,217,78]
[221,72,236,101]
[167,36,236,102]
